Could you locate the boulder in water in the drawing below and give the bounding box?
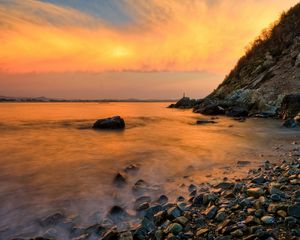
[92,116,125,130]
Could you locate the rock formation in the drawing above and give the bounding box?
[192,3,300,121]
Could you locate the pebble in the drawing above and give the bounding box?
[261,216,275,224]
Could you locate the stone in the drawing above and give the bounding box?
[193,194,204,206]
[196,120,217,125]
[113,173,127,186]
[174,216,188,225]
[132,179,150,195]
[246,188,265,197]
[231,229,243,237]
[285,216,298,228]
[165,223,183,235]
[92,116,125,129]
[261,216,275,225]
[124,164,139,174]
[108,206,126,221]
[196,228,209,236]
[283,118,299,128]
[120,231,133,240]
[277,210,287,218]
[226,107,248,117]
[270,194,281,202]
[215,182,234,189]
[204,205,218,219]
[39,212,65,227]
[295,190,300,199]
[169,97,198,109]
[134,196,152,211]
[196,103,225,115]
[251,176,266,184]
[157,195,168,205]
[287,203,300,218]
[237,160,251,166]
[215,212,226,222]
[167,207,181,219]
[280,94,300,119]
[188,184,197,192]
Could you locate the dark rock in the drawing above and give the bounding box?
[287,203,300,218]
[193,194,204,206]
[165,223,183,235]
[261,216,275,224]
[124,164,139,174]
[188,184,197,192]
[132,179,149,195]
[157,195,168,205]
[113,172,127,186]
[102,227,119,240]
[226,107,248,117]
[196,120,217,125]
[92,116,125,130]
[134,196,152,211]
[168,97,199,109]
[204,205,218,219]
[215,182,234,189]
[282,118,299,128]
[39,212,65,227]
[251,176,266,184]
[280,94,300,119]
[237,160,251,166]
[195,103,225,115]
[167,207,181,219]
[270,194,281,202]
[108,206,126,222]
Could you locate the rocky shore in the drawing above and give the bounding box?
[17,147,300,240]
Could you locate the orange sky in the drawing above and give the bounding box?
[0,0,298,98]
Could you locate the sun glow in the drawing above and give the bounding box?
[0,0,298,74]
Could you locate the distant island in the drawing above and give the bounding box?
[0,96,176,103]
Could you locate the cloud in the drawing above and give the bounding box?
[0,0,298,73]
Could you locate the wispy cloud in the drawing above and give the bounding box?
[0,0,298,73]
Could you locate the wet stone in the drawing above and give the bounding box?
[261,216,275,225]
[204,205,218,219]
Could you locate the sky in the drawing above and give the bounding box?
[0,0,298,99]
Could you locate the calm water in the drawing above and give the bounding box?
[0,102,298,239]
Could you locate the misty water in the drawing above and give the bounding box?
[0,102,299,239]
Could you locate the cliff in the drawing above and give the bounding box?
[194,3,300,121]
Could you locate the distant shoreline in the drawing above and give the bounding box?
[0,96,176,103]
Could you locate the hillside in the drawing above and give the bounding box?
[194,3,300,120]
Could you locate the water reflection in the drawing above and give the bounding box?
[0,102,297,238]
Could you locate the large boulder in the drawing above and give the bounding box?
[92,116,125,130]
[280,94,300,119]
[169,97,199,109]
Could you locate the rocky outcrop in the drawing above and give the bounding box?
[92,116,125,130]
[280,94,300,119]
[169,97,200,109]
[196,3,300,119]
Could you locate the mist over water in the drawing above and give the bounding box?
[0,102,297,239]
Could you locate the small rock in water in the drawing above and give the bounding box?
[124,164,139,174]
[157,195,168,205]
[39,212,65,227]
[237,160,251,166]
[188,184,197,192]
[92,116,125,129]
[113,172,127,187]
[196,119,217,125]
